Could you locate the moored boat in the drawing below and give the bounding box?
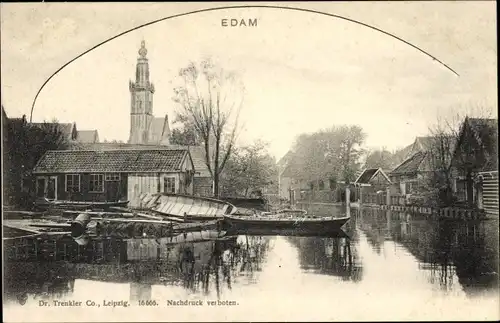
[223,213,350,233]
[34,198,129,211]
[137,193,237,221]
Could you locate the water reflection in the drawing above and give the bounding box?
[3,233,273,304]
[287,236,362,282]
[3,205,499,314]
[356,207,499,296]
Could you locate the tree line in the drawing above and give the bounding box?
[2,110,72,207]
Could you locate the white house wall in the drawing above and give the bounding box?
[128,173,180,207]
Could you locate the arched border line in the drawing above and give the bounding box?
[29,5,460,122]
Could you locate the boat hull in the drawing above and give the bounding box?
[138,193,237,220]
[223,215,350,234]
[34,199,129,211]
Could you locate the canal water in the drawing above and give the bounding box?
[3,207,499,321]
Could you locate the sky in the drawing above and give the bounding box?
[1,2,497,160]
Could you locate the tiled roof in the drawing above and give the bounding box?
[67,143,210,176]
[33,149,189,174]
[77,130,99,143]
[355,168,378,184]
[390,151,428,175]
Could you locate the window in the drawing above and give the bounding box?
[89,174,104,192]
[329,178,337,191]
[105,173,120,181]
[65,174,81,192]
[164,177,176,193]
[318,180,325,190]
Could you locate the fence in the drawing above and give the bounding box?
[362,192,406,206]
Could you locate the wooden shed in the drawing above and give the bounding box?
[32,149,195,206]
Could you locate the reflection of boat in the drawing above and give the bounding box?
[35,198,129,211]
[226,227,350,238]
[138,193,237,221]
[224,214,350,233]
[158,230,227,245]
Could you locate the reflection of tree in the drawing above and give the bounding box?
[4,234,273,301]
[177,235,272,297]
[355,207,499,295]
[3,262,75,304]
[287,236,363,282]
[356,208,390,254]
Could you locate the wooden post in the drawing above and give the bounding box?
[345,186,350,207]
[386,187,391,206]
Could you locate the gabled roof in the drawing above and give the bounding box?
[354,168,391,184]
[280,164,295,178]
[33,149,189,174]
[466,118,498,149]
[451,117,498,171]
[68,143,211,177]
[77,130,99,143]
[149,116,170,145]
[277,150,294,168]
[390,151,429,175]
[31,122,77,140]
[167,145,211,177]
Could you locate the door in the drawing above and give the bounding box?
[36,178,46,198]
[106,181,120,201]
[47,176,57,200]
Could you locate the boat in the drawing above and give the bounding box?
[137,193,237,221]
[261,209,307,216]
[223,213,350,234]
[34,198,129,211]
[221,197,269,212]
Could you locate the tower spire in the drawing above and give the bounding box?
[129,39,154,145]
[139,39,148,58]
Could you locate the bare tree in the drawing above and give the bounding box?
[425,105,495,207]
[425,117,460,206]
[365,148,394,170]
[173,59,244,198]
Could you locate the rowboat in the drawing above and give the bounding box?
[223,213,350,234]
[137,193,237,221]
[221,197,269,212]
[35,198,129,211]
[261,209,307,216]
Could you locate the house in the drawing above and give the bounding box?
[77,130,100,144]
[32,149,195,207]
[277,151,294,199]
[68,142,213,197]
[31,122,78,142]
[450,117,498,209]
[354,168,391,190]
[352,168,392,204]
[389,136,455,195]
[476,171,498,217]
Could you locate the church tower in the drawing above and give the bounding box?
[128,40,155,144]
